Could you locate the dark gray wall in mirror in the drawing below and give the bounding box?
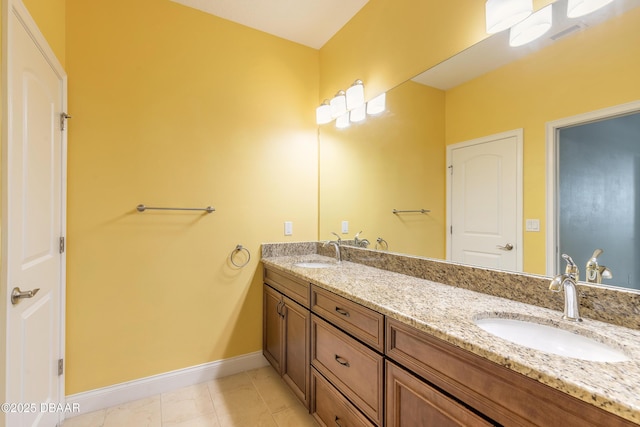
[559,112,640,290]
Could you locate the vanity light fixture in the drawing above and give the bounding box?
[486,0,533,34]
[330,90,347,118]
[350,103,367,123]
[346,80,365,110]
[509,4,553,47]
[366,93,386,115]
[316,100,332,125]
[336,112,350,129]
[567,0,614,17]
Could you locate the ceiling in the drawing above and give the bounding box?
[169,0,370,49]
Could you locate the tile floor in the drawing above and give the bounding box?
[62,366,319,427]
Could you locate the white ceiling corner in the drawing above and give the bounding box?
[169,0,370,49]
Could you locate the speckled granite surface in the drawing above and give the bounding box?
[262,242,640,330]
[261,244,640,424]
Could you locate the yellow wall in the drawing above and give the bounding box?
[22,0,65,65]
[446,8,640,274]
[319,0,554,103]
[319,81,446,257]
[65,0,318,393]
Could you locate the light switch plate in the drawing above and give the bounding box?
[526,219,540,232]
[341,220,349,234]
[284,221,293,236]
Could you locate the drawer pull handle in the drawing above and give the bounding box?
[277,300,285,317]
[335,355,350,367]
[334,416,343,427]
[335,307,350,317]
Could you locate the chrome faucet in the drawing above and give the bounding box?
[331,232,342,245]
[354,231,370,248]
[585,249,612,284]
[323,240,342,263]
[549,254,582,322]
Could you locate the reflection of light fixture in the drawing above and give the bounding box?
[509,5,552,46]
[336,112,350,129]
[350,104,366,123]
[330,90,347,118]
[567,0,613,17]
[367,93,386,115]
[316,100,332,125]
[346,80,365,110]
[486,0,533,34]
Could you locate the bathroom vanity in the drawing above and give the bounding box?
[262,243,640,426]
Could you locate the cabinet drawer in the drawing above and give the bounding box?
[386,360,495,427]
[264,267,310,307]
[311,285,385,351]
[311,368,375,427]
[311,315,384,426]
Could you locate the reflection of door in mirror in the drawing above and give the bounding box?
[447,130,523,271]
[557,110,640,290]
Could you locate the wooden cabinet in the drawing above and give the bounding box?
[386,318,637,427]
[263,268,311,409]
[386,361,495,427]
[264,265,636,426]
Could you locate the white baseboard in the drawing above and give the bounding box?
[65,351,269,418]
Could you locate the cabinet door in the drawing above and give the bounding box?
[282,296,311,408]
[263,285,284,373]
[386,361,495,427]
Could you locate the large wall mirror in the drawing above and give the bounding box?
[319,0,640,291]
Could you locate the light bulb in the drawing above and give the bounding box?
[336,112,350,129]
[346,80,365,110]
[366,93,386,115]
[330,91,347,118]
[486,0,533,34]
[350,104,366,123]
[509,5,552,47]
[567,0,614,18]
[316,101,332,125]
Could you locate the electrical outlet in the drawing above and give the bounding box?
[284,221,293,236]
[526,219,540,232]
[341,221,349,234]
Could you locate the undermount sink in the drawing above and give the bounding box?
[474,317,629,363]
[293,261,337,269]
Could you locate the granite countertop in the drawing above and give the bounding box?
[262,253,640,424]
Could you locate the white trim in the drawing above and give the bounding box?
[65,351,269,418]
[545,100,640,276]
[446,129,524,271]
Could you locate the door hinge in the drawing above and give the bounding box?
[58,359,64,376]
[60,113,72,131]
[450,226,453,234]
[448,165,453,175]
[59,237,65,254]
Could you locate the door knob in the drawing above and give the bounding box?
[496,243,514,251]
[11,287,40,305]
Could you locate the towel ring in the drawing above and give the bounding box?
[375,237,388,251]
[230,244,251,268]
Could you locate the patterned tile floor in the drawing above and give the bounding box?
[62,366,319,427]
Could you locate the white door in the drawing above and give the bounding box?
[448,131,522,271]
[4,3,66,426]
